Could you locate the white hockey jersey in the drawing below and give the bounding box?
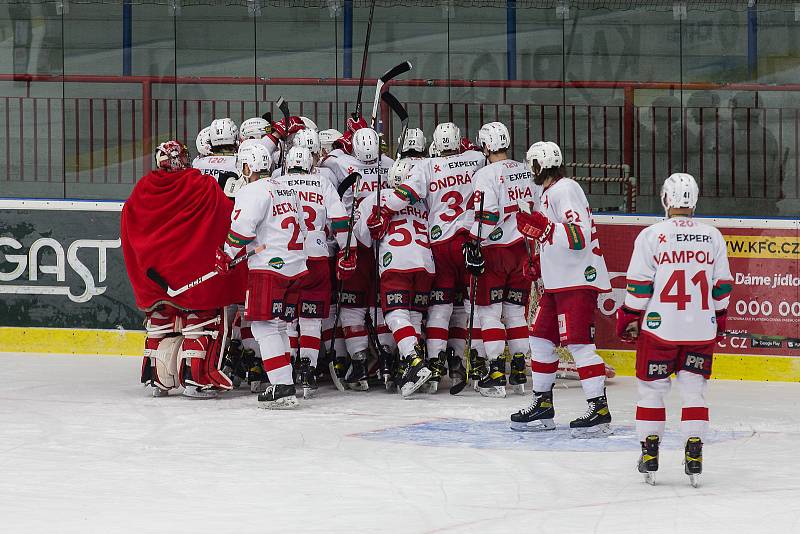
[277,171,350,260]
[224,177,307,279]
[623,217,733,344]
[468,159,536,248]
[192,153,238,190]
[538,177,610,293]
[355,189,434,276]
[384,151,486,244]
[321,152,394,212]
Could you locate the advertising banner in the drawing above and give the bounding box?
[594,215,800,358]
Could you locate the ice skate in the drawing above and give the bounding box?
[257,384,299,409]
[399,345,432,397]
[446,347,467,395]
[222,339,247,388]
[478,358,507,398]
[182,385,217,399]
[469,351,487,392]
[638,434,660,485]
[344,351,369,391]
[569,392,612,438]
[509,353,527,395]
[247,355,268,393]
[379,346,397,391]
[329,355,349,392]
[510,388,556,431]
[151,386,169,398]
[684,437,703,487]
[424,351,447,394]
[297,356,318,399]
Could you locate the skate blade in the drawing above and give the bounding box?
[346,380,369,392]
[512,383,526,395]
[328,362,347,392]
[258,395,299,410]
[401,368,432,397]
[642,471,657,486]
[478,385,507,398]
[181,386,217,399]
[152,387,170,398]
[688,474,701,488]
[302,386,317,400]
[570,423,613,439]
[509,419,556,432]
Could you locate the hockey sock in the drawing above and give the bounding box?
[375,308,396,351]
[340,306,369,355]
[298,317,323,368]
[636,378,671,442]
[501,302,529,355]
[287,319,300,361]
[252,319,293,385]
[385,309,418,357]
[425,303,453,357]
[529,336,558,392]
[568,343,607,399]
[676,371,709,441]
[476,303,505,359]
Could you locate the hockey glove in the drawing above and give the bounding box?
[367,205,394,241]
[615,305,643,343]
[715,309,728,341]
[336,248,358,280]
[516,210,555,242]
[459,137,481,153]
[346,115,368,134]
[462,240,485,276]
[214,248,234,274]
[522,253,541,282]
[270,116,305,139]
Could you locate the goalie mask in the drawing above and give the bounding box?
[432,122,461,154]
[293,128,321,155]
[209,118,239,148]
[195,127,212,157]
[401,128,426,155]
[236,139,273,179]
[287,145,314,173]
[661,172,699,215]
[353,128,380,163]
[239,117,269,142]
[477,121,510,154]
[388,158,415,189]
[154,140,189,171]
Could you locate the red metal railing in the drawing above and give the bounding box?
[1,73,797,207]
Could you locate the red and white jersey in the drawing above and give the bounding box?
[271,165,336,187]
[355,189,434,276]
[623,217,733,344]
[277,171,349,260]
[384,151,485,244]
[468,159,536,248]
[321,152,394,212]
[224,177,307,279]
[192,153,238,189]
[538,178,610,293]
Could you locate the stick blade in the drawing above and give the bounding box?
[380,61,412,83]
[337,172,361,198]
[147,268,170,291]
[381,91,408,122]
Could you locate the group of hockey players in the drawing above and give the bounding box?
[122,107,731,487]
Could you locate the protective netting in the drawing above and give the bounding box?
[0,0,791,11]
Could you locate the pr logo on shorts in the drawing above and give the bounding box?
[269,257,285,270]
[646,312,662,329]
[430,225,442,240]
[584,266,597,282]
[488,227,503,241]
[382,251,393,267]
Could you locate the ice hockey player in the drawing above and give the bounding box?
[214,154,309,409]
[193,126,212,163]
[400,128,427,159]
[121,141,247,398]
[616,172,732,486]
[278,145,352,398]
[192,118,240,191]
[511,141,613,437]
[461,122,534,398]
[329,115,368,156]
[319,128,343,158]
[321,127,394,385]
[368,121,485,393]
[363,159,434,396]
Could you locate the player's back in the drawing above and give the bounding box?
[281,172,339,260]
[633,217,727,343]
[472,158,533,247]
[425,150,485,244]
[193,153,237,189]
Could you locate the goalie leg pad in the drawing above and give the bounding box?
[142,309,182,391]
[179,308,234,392]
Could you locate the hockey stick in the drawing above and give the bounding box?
[276,97,291,176]
[381,91,410,158]
[369,61,413,129]
[147,245,266,298]
[354,0,377,119]
[458,190,485,395]
[337,172,360,198]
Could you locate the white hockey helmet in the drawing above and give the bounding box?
[661,172,699,214]
[292,128,321,155]
[526,140,563,171]
[300,116,319,132]
[353,128,380,163]
[209,118,239,147]
[477,121,510,153]
[388,158,415,189]
[195,126,212,157]
[287,145,314,173]
[401,128,426,154]
[236,139,273,177]
[432,122,461,154]
[319,128,342,153]
[239,117,269,142]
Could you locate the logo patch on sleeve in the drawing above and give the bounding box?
[382,251,393,267]
[645,312,662,329]
[584,266,597,282]
[488,227,503,241]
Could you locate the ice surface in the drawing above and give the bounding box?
[1,353,799,533]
